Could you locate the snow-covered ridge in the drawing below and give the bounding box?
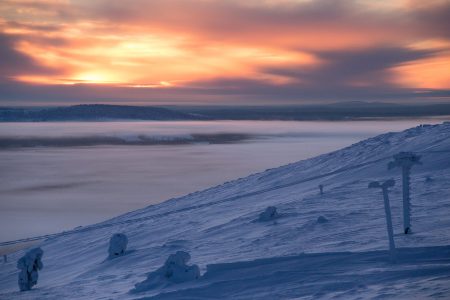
[118,122,450,220]
[1,122,449,299]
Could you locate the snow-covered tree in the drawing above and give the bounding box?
[17,247,44,291]
[258,206,279,221]
[317,216,328,223]
[108,233,128,259]
[132,251,200,293]
[161,251,200,283]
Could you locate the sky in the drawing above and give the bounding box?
[0,0,450,106]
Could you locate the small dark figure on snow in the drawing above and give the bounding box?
[17,247,44,291]
[319,184,324,195]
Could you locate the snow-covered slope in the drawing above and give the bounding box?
[1,122,450,299]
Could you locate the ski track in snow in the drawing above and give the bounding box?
[1,122,450,299]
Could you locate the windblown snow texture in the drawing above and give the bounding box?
[1,122,450,299]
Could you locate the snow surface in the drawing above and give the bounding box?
[1,122,450,299]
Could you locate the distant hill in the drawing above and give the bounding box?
[0,104,204,121]
[175,102,450,120]
[1,102,450,121]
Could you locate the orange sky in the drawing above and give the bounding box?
[0,0,449,105]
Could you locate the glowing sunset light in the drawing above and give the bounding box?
[0,0,449,105]
[74,73,110,84]
[392,54,450,89]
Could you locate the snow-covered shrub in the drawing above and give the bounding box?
[17,247,44,292]
[162,251,200,283]
[317,216,328,223]
[108,233,128,259]
[258,206,279,222]
[132,251,200,292]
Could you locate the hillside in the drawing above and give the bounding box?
[0,105,202,121]
[0,122,449,299]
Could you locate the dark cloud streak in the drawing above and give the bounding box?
[264,47,438,87]
[0,33,62,82]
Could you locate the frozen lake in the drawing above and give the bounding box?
[0,119,447,242]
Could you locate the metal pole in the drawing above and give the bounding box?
[382,185,396,260]
[388,152,421,234]
[369,179,396,262]
[402,166,411,234]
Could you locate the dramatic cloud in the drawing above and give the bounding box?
[263,47,438,87]
[0,0,449,105]
[0,33,60,79]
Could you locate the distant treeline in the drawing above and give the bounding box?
[177,102,450,120]
[0,104,203,121]
[1,102,450,121]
